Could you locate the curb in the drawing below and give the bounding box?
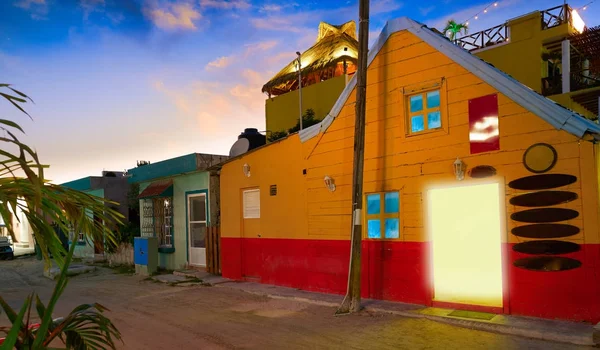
[367,306,594,346]
[218,284,595,347]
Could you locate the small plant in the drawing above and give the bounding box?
[0,244,122,349]
[268,108,322,142]
[443,19,468,41]
[267,130,288,142]
[287,108,320,134]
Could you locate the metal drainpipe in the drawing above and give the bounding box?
[297,51,303,130]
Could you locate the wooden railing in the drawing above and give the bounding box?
[541,4,571,30]
[206,226,221,275]
[541,72,600,96]
[455,5,572,52]
[454,24,508,51]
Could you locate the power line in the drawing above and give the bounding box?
[577,0,596,11]
[462,1,501,26]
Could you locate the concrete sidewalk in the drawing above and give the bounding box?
[210,279,596,347]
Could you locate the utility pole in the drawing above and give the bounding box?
[337,0,369,315]
[297,51,303,130]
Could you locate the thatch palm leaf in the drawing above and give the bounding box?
[443,19,469,41]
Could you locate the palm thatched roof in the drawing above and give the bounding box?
[262,21,359,95]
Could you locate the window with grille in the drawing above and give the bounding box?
[407,89,442,134]
[141,197,173,247]
[365,191,401,239]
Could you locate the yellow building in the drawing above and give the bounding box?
[263,21,358,137]
[455,4,599,119]
[219,16,600,323]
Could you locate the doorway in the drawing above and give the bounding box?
[188,193,207,267]
[428,182,504,309]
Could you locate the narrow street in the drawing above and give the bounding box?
[0,257,591,350]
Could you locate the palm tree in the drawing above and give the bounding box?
[0,84,123,267]
[444,19,469,41]
[0,84,124,348]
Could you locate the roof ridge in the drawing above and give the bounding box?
[299,16,600,143]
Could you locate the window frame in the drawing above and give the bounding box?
[406,89,442,135]
[242,189,261,219]
[187,193,208,250]
[364,191,401,240]
[402,79,448,138]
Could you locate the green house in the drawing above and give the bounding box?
[126,153,227,270]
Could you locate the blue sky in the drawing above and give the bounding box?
[1,0,598,183]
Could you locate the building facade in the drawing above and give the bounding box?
[219,17,600,323]
[455,4,599,119]
[127,153,227,270]
[61,171,131,258]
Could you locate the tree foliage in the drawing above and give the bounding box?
[267,108,321,142]
[0,84,125,348]
[443,19,469,41]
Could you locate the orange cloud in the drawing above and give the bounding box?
[206,56,234,70]
[145,2,201,31]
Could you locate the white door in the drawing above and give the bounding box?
[429,182,504,308]
[188,193,207,266]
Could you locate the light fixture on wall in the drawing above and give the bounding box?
[243,163,251,177]
[324,175,336,192]
[453,157,465,181]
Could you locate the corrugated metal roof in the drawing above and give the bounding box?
[300,17,600,143]
[138,179,173,199]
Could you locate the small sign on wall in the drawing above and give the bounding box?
[469,94,499,154]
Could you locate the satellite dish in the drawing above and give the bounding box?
[229,138,250,157]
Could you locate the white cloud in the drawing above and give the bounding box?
[200,0,250,10]
[371,0,403,15]
[206,56,234,69]
[80,0,105,20]
[144,2,202,31]
[251,17,303,32]
[419,6,435,16]
[244,40,278,56]
[260,4,281,12]
[14,0,48,20]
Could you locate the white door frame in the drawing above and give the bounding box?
[187,192,207,267]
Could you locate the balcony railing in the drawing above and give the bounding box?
[541,72,600,96]
[454,24,509,52]
[541,4,571,30]
[455,4,572,52]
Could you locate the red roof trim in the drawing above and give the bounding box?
[138,179,173,199]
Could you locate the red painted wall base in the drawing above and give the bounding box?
[221,237,600,323]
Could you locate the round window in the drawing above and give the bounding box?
[523,143,557,174]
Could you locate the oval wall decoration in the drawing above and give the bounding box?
[469,165,497,178]
[512,240,580,255]
[523,143,558,174]
[509,191,578,207]
[511,224,580,239]
[513,256,581,271]
[511,208,579,223]
[508,174,577,190]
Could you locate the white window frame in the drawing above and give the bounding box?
[188,193,207,235]
[243,189,260,219]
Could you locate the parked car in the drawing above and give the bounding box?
[0,236,14,260]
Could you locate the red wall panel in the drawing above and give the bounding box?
[508,243,600,323]
[221,237,600,323]
[469,93,500,154]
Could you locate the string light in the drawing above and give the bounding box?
[577,1,595,11]
[461,1,503,26]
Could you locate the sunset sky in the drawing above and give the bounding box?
[1,0,598,183]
